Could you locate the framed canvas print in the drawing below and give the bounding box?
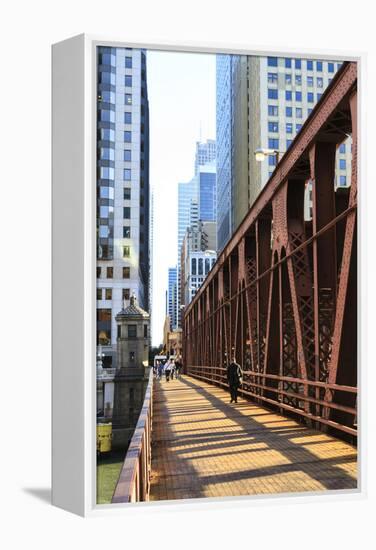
[52,34,362,517]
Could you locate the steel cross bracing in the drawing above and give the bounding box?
[184,62,358,439]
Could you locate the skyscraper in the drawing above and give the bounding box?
[96,46,150,368]
[176,140,217,327]
[216,54,351,250]
[167,267,178,330]
[194,139,216,175]
[216,54,233,252]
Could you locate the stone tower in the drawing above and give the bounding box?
[111,295,150,450]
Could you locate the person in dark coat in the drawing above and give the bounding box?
[227,357,243,403]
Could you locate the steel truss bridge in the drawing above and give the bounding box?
[184,61,357,440]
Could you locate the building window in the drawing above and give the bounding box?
[307,92,314,103]
[295,74,302,85]
[268,105,278,116]
[316,61,323,71]
[124,75,132,87]
[267,57,278,67]
[268,138,279,149]
[123,246,130,257]
[129,352,135,362]
[124,112,132,124]
[307,60,313,70]
[124,168,131,180]
[339,159,346,170]
[144,325,148,338]
[99,110,115,123]
[128,325,137,338]
[97,288,102,300]
[123,226,131,238]
[286,139,293,148]
[105,288,112,300]
[317,77,323,88]
[106,267,113,278]
[191,258,197,275]
[339,143,346,154]
[268,155,276,166]
[125,94,132,105]
[285,90,292,101]
[307,76,314,87]
[295,91,302,101]
[122,288,130,300]
[328,62,334,73]
[339,175,347,186]
[123,207,131,219]
[97,308,111,322]
[296,124,302,132]
[97,267,101,278]
[204,258,211,274]
[296,107,303,118]
[268,121,278,133]
[317,93,322,101]
[286,106,292,117]
[100,148,115,161]
[285,73,292,85]
[267,72,278,84]
[100,167,115,180]
[125,56,132,68]
[286,123,293,134]
[123,188,131,200]
[123,267,130,279]
[308,108,313,115]
[295,59,301,69]
[198,258,203,275]
[124,149,131,161]
[268,89,278,99]
[124,131,132,142]
[285,58,292,68]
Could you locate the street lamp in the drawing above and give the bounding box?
[254,148,281,164]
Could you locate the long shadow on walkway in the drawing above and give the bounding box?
[149,376,357,502]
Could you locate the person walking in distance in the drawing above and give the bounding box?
[165,359,171,382]
[227,357,243,403]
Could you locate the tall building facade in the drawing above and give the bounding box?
[176,144,217,327]
[194,139,216,175]
[216,55,233,253]
[216,55,351,250]
[167,267,178,330]
[96,46,150,368]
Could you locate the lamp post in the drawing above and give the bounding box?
[254,148,281,164]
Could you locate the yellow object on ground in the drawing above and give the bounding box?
[97,423,112,453]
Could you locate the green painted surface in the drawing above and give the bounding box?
[96,451,126,504]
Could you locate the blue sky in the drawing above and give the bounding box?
[146,50,216,345]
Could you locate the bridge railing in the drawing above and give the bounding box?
[189,365,357,437]
[112,370,153,504]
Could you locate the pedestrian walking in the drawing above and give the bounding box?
[170,360,175,380]
[175,356,182,378]
[227,357,243,403]
[165,359,171,382]
[158,362,163,380]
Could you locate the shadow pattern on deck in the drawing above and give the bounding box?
[149,376,357,502]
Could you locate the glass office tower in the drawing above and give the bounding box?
[96,46,150,368]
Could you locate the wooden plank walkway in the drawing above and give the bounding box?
[149,375,357,502]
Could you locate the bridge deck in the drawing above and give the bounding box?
[149,376,357,502]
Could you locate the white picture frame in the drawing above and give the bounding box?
[52,33,365,517]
